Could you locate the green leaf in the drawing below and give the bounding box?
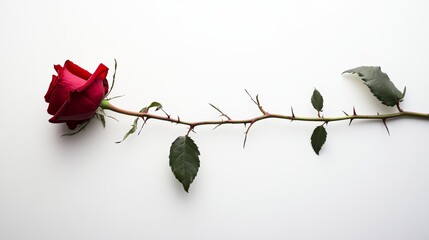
[116,107,149,143]
[343,66,405,107]
[106,59,117,97]
[311,88,324,112]
[98,114,106,128]
[401,86,407,99]
[147,102,163,111]
[94,108,106,128]
[311,125,327,155]
[116,117,139,143]
[169,136,200,192]
[62,120,90,136]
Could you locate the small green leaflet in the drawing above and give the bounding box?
[311,88,324,112]
[95,108,106,128]
[116,116,140,143]
[63,107,110,136]
[147,101,163,111]
[343,66,406,107]
[116,102,163,143]
[105,59,117,98]
[311,125,327,155]
[97,114,106,128]
[62,120,90,136]
[169,136,200,192]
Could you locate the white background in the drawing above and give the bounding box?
[1,0,429,239]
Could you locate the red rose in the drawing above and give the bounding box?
[44,60,109,130]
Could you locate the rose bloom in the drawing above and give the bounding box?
[44,60,109,130]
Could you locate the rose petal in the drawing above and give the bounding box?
[44,75,58,103]
[76,63,108,92]
[64,60,92,80]
[47,69,86,115]
[103,78,109,95]
[49,63,109,123]
[46,61,109,130]
[54,64,62,74]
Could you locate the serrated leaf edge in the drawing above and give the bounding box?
[311,88,324,112]
[311,125,327,155]
[343,66,404,107]
[169,136,200,192]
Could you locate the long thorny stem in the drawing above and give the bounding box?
[100,99,429,132]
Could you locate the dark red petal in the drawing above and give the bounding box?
[76,63,109,92]
[47,67,86,115]
[47,62,109,130]
[54,64,62,74]
[49,84,102,122]
[44,75,58,103]
[49,64,108,124]
[103,78,109,95]
[64,60,92,80]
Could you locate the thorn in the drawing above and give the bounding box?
[342,110,349,116]
[138,118,148,135]
[348,107,357,126]
[243,122,254,149]
[212,123,223,130]
[291,106,295,121]
[245,90,267,115]
[243,134,248,149]
[209,103,231,120]
[382,118,390,136]
[245,89,259,106]
[177,116,180,123]
[161,109,170,118]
